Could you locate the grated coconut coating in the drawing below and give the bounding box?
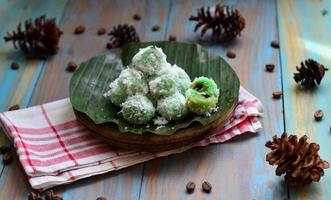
[157,92,188,121]
[149,73,177,98]
[132,46,168,75]
[172,64,191,94]
[103,78,127,106]
[117,67,149,95]
[121,94,155,125]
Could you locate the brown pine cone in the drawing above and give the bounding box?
[107,24,140,49]
[293,59,328,88]
[4,15,63,58]
[265,133,329,187]
[189,4,245,41]
[27,191,42,200]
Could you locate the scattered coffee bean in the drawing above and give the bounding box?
[202,181,212,193]
[2,151,13,165]
[272,91,283,99]
[133,13,141,21]
[152,25,160,32]
[271,41,279,48]
[186,181,195,193]
[67,61,77,72]
[8,104,20,111]
[0,145,11,154]
[226,51,236,59]
[322,9,328,16]
[74,25,85,34]
[314,110,324,121]
[11,62,19,70]
[97,28,106,35]
[96,197,107,200]
[265,64,275,72]
[169,35,177,41]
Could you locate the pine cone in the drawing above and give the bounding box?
[189,4,245,41]
[265,133,330,187]
[293,59,328,88]
[107,24,140,49]
[27,191,42,200]
[3,15,63,58]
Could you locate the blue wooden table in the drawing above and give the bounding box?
[0,0,330,199]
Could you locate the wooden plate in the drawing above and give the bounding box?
[74,100,236,152]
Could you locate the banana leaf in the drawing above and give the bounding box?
[69,41,240,135]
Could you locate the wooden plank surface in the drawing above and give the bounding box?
[140,0,288,199]
[0,0,67,189]
[278,0,331,199]
[0,0,173,199]
[5,0,330,199]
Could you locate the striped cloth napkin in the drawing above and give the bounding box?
[0,87,263,190]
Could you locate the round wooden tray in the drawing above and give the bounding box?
[74,103,235,152]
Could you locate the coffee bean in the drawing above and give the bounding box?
[97,28,106,35]
[96,197,107,200]
[186,181,195,193]
[271,41,279,48]
[169,35,177,41]
[272,91,283,99]
[67,61,77,72]
[202,181,212,193]
[8,104,20,111]
[226,51,236,59]
[11,62,19,70]
[265,64,275,72]
[74,25,85,34]
[314,110,324,121]
[3,151,13,165]
[0,145,11,154]
[133,13,141,21]
[152,25,160,32]
[322,9,328,16]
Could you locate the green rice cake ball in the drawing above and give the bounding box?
[157,92,188,121]
[103,78,127,107]
[186,77,219,115]
[157,65,191,95]
[149,73,177,98]
[132,46,169,75]
[117,68,149,96]
[121,94,155,125]
[172,64,191,94]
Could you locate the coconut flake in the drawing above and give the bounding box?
[153,116,169,126]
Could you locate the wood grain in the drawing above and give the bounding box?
[0,0,67,195]
[0,0,306,199]
[278,0,331,199]
[0,0,173,199]
[139,0,288,199]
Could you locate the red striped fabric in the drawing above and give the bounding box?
[0,87,263,190]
